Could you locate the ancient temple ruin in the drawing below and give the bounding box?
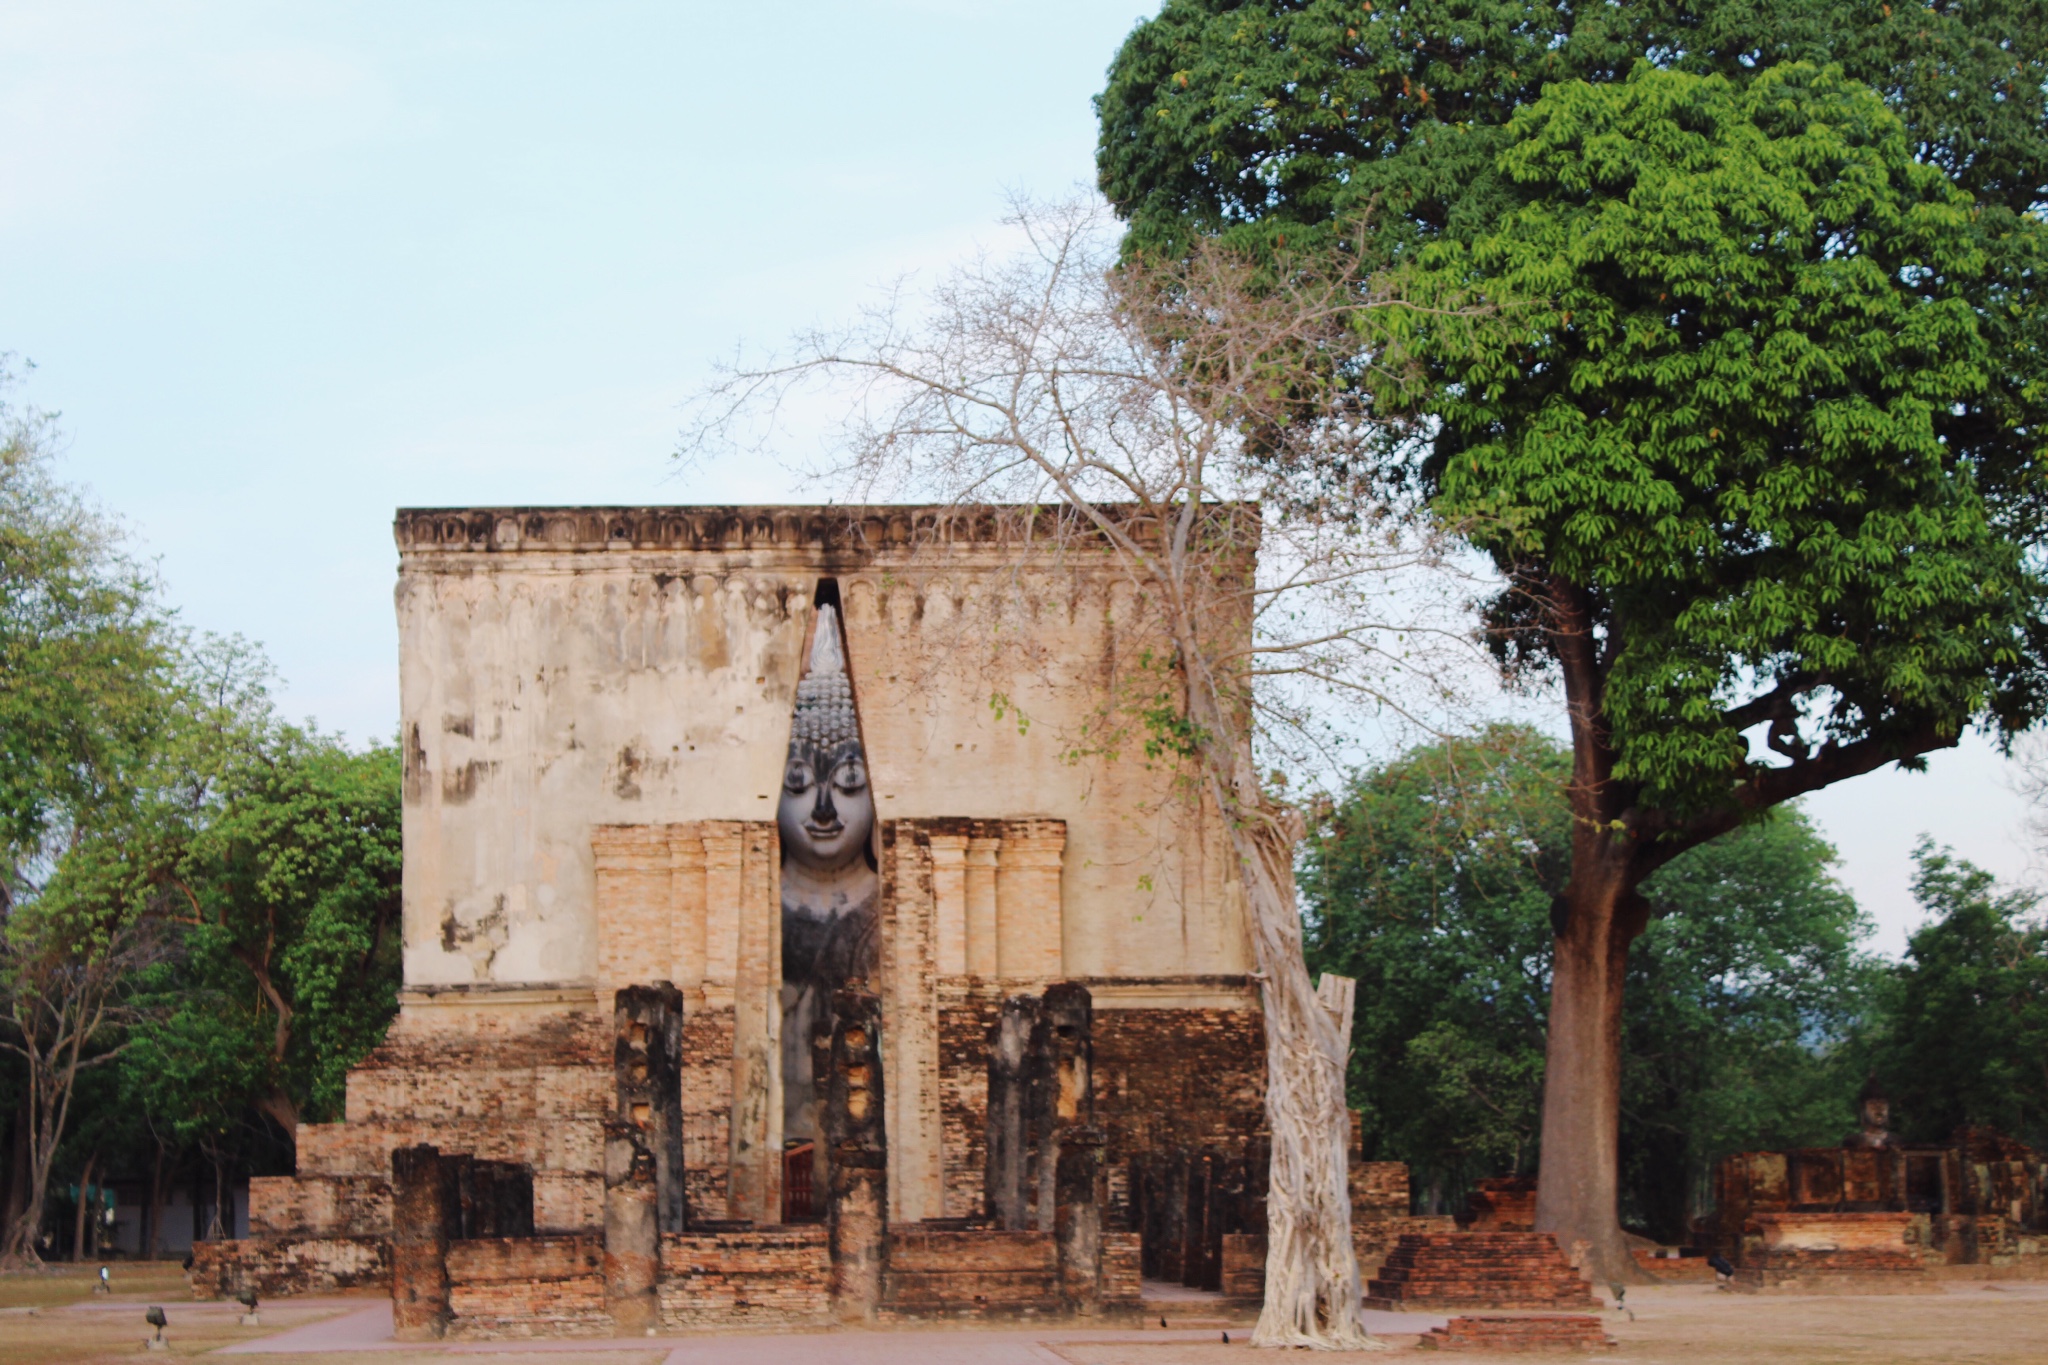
[1695,1080,2048,1289]
[196,505,1277,1332]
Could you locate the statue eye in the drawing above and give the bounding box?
[834,759,867,793]
[784,762,814,792]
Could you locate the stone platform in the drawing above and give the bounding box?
[1366,1233,1598,1311]
[1729,1213,1933,1294]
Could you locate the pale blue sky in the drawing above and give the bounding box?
[1,0,2036,953]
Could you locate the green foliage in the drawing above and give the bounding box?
[121,645,403,1134]
[0,360,175,875]
[1301,723,1565,1187]
[1101,2,2048,823]
[1412,62,2041,817]
[1104,1,2048,1258]
[1304,725,1878,1236]
[0,370,401,1249]
[1098,1,2048,258]
[1871,842,2048,1148]
[1620,801,1879,1235]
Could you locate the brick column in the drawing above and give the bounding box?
[603,1120,659,1333]
[929,833,969,977]
[825,986,887,1323]
[391,1145,453,1341]
[1035,982,1093,1232]
[727,822,781,1223]
[985,993,1041,1231]
[964,834,1001,979]
[667,827,709,987]
[1056,1127,1107,1315]
[614,983,687,1235]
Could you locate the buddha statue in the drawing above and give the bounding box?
[1844,1073,1899,1150]
[778,603,878,1203]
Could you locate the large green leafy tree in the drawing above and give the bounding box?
[1099,3,2048,1278]
[1305,726,1877,1243]
[126,646,403,1144]
[1871,844,2048,1148]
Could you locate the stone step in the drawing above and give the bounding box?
[1419,1314,1616,1353]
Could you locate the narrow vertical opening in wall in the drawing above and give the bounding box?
[778,575,880,1222]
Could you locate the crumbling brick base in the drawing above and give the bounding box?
[1419,1315,1616,1352]
[187,1236,390,1299]
[1366,1234,1598,1312]
[444,1236,609,1338]
[658,1228,832,1330]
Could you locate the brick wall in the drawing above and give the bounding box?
[938,991,1002,1218]
[680,1003,734,1218]
[1092,1003,1268,1224]
[933,994,1265,1226]
[444,1236,609,1338]
[1102,1230,1142,1309]
[882,1229,1061,1317]
[1754,1212,1915,1252]
[187,1236,389,1298]
[1219,1232,1264,1299]
[658,1227,831,1329]
[1352,1161,1409,1218]
[249,1176,391,1238]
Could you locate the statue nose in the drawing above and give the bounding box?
[811,785,839,826]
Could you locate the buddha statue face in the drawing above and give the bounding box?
[1861,1094,1891,1132]
[777,602,874,880]
[779,737,874,875]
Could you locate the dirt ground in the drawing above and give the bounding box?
[1057,1283,2048,1365]
[1,1273,2044,1364]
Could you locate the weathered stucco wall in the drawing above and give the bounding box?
[395,506,1250,993]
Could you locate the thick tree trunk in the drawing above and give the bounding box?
[1228,805,1383,1350]
[1533,875,1649,1287]
[255,1089,300,1145]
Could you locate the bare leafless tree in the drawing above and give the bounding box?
[687,198,1485,1348]
[0,899,163,1265]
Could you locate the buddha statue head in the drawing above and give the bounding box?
[1858,1074,1891,1135]
[1845,1072,1898,1149]
[778,604,874,877]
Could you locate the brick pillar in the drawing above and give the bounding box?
[964,833,1001,979]
[603,1120,659,1333]
[1056,1126,1106,1314]
[614,982,688,1234]
[986,993,1041,1231]
[390,1144,453,1341]
[1038,982,1093,1232]
[826,986,887,1323]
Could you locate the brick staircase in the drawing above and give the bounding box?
[1419,1315,1616,1352]
[1365,1233,1598,1311]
